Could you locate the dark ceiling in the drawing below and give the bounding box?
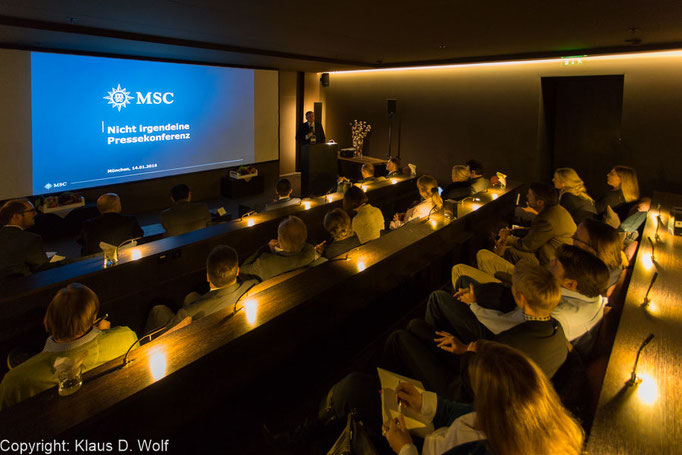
[2,0,682,71]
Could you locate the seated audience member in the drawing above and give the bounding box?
[573,219,626,295]
[160,184,211,236]
[450,263,500,291]
[384,341,583,455]
[277,341,583,454]
[465,159,489,194]
[386,157,402,178]
[316,209,361,259]
[240,216,317,281]
[358,163,376,183]
[145,245,258,333]
[442,165,471,201]
[343,186,384,243]
[384,262,568,398]
[78,193,144,256]
[0,283,136,410]
[445,245,608,349]
[596,165,640,219]
[264,178,301,212]
[477,182,576,276]
[0,199,49,280]
[552,168,597,224]
[390,175,443,229]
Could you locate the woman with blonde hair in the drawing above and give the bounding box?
[391,175,443,229]
[442,165,472,201]
[553,168,597,223]
[384,340,584,455]
[596,165,640,217]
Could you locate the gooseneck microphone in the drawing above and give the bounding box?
[626,333,655,386]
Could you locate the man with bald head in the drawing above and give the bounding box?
[240,216,319,281]
[0,199,49,280]
[78,193,143,256]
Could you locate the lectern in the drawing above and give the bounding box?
[300,143,338,197]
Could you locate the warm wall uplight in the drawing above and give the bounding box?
[247,218,256,227]
[244,299,258,325]
[149,349,167,382]
[328,50,682,75]
[637,373,658,405]
[130,248,142,261]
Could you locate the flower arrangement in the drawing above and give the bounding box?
[350,120,372,156]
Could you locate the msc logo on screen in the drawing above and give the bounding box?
[104,84,175,111]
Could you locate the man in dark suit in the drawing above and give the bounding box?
[144,245,258,333]
[160,184,211,236]
[78,193,144,256]
[264,178,301,212]
[295,111,325,145]
[0,199,49,280]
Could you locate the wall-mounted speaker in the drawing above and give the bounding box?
[387,98,397,115]
[320,73,330,87]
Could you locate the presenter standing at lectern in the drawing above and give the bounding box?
[296,111,325,145]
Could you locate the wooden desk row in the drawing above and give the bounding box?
[0,177,418,365]
[0,183,522,440]
[586,191,682,454]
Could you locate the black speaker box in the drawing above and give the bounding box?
[321,73,330,87]
[387,99,397,115]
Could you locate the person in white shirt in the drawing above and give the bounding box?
[433,245,609,348]
[383,340,584,455]
[390,175,443,229]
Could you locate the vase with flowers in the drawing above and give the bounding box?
[350,120,372,157]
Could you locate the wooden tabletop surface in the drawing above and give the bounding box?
[586,191,682,454]
[0,183,520,440]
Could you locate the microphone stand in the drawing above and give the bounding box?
[387,111,394,159]
[108,237,142,266]
[626,333,655,386]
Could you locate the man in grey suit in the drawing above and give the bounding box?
[477,182,577,276]
[0,199,49,280]
[160,184,211,236]
[240,216,318,281]
[145,245,258,333]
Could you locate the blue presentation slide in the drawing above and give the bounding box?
[30,52,255,195]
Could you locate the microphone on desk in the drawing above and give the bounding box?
[122,325,168,366]
[117,236,141,259]
[642,272,659,306]
[626,333,655,386]
[655,215,663,241]
[648,236,656,261]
